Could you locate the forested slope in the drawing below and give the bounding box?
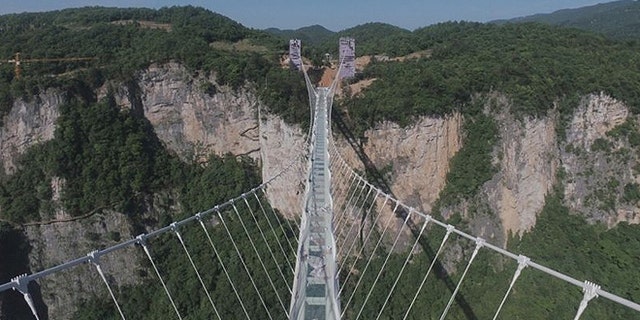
[0,6,309,125]
[331,21,640,319]
[0,7,304,319]
[496,0,640,40]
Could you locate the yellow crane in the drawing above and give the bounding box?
[6,52,96,79]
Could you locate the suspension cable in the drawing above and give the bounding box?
[171,223,221,319]
[136,235,183,320]
[87,251,126,320]
[375,216,431,320]
[218,207,275,318]
[197,214,251,319]
[574,281,600,320]
[403,224,455,320]
[332,171,357,232]
[339,194,390,287]
[341,200,400,317]
[492,255,530,320]
[338,189,380,271]
[354,209,414,320]
[439,237,485,320]
[11,275,40,320]
[242,196,293,293]
[334,178,364,236]
[336,184,374,258]
[253,192,296,274]
[333,176,360,233]
[260,188,299,250]
[229,200,291,312]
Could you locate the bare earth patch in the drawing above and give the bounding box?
[111,20,172,31]
[210,39,269,53]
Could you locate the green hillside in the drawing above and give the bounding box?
[265,24,335,45]
[0,7,305,318]
[332,22,418,56]
[495,0,640,40]
[341,22,640,134]
[333,21,640,318]
[0,6,311,126]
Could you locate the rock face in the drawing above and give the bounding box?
[565,93,628,149]
[259,112,307,220]
[138,63,262,163]
[4,61,640,318]
[0,91,63,175]
[133,63,306,219]
[334,92,640,246]
[562,93,640,225]
[24,211,143,320]
[332,113,463,253]
[484,95,558,237]
[336,113,463,214]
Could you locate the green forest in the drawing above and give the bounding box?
[499,0,640,40]
[337,185,640,319]
[331,20,640,320]
[0,6,310,126]
[338,22,640,137]
[0,4,639,320]
[0,6,305,319]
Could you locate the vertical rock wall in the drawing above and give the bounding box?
[0,91,63,175]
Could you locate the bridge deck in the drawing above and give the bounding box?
[289,88,340,320]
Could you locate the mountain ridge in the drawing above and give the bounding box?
[265,24,335,45]
[493,0,640,39]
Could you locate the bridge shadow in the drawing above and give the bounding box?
[0,223,48,319]
[330,107,478,320]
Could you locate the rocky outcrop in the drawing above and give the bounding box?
[24,210,143,319]
[0,91,63,175]
[562,93,640,225]
[332,113,463,252]
[137,63,262,163]
[336,113,463,214]
[134,63,306,219]
[334,93,640,245]
[484,95,558,237]
[259,112,307,220]
[565,93,628,149]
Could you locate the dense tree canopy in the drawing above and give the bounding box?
[0,6,306,125]
[339,22,640,136]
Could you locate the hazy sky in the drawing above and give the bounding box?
[0,0,613,31]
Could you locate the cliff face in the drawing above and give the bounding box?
[24,211,143,319]
[0,91,63,175]
[0,63,306,319]
[3,62,640,318]
[259,112,307,220]
[136,63,262,163]
[334,93,639,247]
[130,63,306,219]
[358,114,463,213]
[484,95,559,238]
[562,93,640,226]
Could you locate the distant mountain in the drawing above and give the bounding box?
[494,0,640,40]
[267,22,419,58]
[311,22,419,57]
[265,24,335,45]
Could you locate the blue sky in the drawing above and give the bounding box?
[0,0,611,31]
